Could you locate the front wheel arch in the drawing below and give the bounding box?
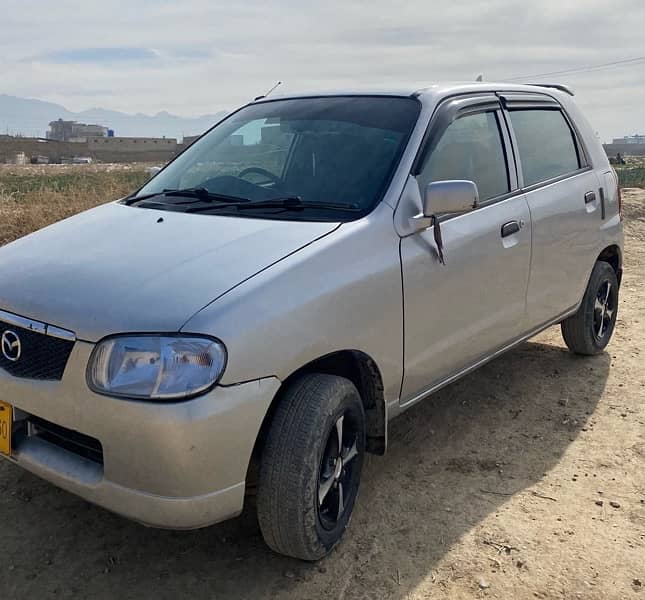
[245,350,386,498]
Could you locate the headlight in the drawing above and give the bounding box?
[87,335,226,400]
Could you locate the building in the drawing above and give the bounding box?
[611,134,645,145]
[47,119,109,142]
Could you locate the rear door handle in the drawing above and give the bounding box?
[585,191,597,204]
[501,220,521,238]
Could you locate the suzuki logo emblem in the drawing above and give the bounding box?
[1,330,22,362]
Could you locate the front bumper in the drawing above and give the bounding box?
[0,340,281,529]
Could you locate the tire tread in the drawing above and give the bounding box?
[257,373,362,560]
[561,261,618,355]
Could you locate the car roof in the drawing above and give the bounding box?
[252,82,571,104]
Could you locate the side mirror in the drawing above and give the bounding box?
[411,180,480,265]
[423,180,479,218]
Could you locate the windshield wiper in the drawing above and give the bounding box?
[238,197,360,211]
[163,187,250,203]
[125,187,250,205]
[186,196,361,214]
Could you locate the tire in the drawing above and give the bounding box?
[561,261,619,355]
[257,373,365,560]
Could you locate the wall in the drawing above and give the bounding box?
[603,143,645,157]
[87,137,178,152]
[0,137,180,164]
[90,150,178,163]
[0,138,81,163]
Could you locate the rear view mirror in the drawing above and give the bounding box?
[423,180,479,217]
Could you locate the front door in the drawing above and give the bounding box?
[399,97,531,404]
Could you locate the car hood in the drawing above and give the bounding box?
[0,202,339,341]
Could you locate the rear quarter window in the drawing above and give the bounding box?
[509,109,581,187]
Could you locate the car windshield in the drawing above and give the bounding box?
[133,96,420,221]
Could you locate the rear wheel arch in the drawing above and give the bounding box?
[597,244,622,284]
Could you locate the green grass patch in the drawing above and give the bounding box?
[615,156,645,188]
[616,166,645,188]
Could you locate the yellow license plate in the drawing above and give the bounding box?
[0,401,12,457]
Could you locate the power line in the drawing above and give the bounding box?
[505,56,645,81]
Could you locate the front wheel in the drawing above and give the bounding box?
[561,261,619,355]
[257,374,365,560]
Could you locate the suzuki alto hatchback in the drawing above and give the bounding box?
[0,83,623,560]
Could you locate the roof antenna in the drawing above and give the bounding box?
[254,81,282,101]
[475,74,483,82]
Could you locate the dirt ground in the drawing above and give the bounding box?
[1,190,643,600]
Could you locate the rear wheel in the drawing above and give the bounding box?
[561,261,619,355]
[257,373,365,560]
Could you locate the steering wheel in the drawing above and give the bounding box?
[238,167,281,186]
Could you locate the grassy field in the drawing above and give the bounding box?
[0,160,643,247]
[616,166,645,187]
[0,164,149,246]
[615,155,645,188]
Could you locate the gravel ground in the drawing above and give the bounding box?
[0,189,643,600]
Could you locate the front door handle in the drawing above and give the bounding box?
[585,191,597,204]
[501,220,521,238]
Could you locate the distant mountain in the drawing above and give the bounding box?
[0,94,227,141]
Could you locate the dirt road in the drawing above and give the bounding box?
[1,191,643,600]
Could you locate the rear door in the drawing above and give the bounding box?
[399,95,532,404]
[501,94,602,328]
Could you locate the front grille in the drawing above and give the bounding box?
[27,415,103,464]
[0,319,74,380]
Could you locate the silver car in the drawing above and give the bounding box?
[0,83,623,560]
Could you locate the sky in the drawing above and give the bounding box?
[1,0,644,142]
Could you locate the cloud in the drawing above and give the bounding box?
[37,47,159,64]
[1,0,644,140]
[31,46,213,65]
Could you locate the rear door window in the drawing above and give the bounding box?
[418,111,510,202]
[508,109,581,187]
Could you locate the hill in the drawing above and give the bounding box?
[0,94,227,141]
